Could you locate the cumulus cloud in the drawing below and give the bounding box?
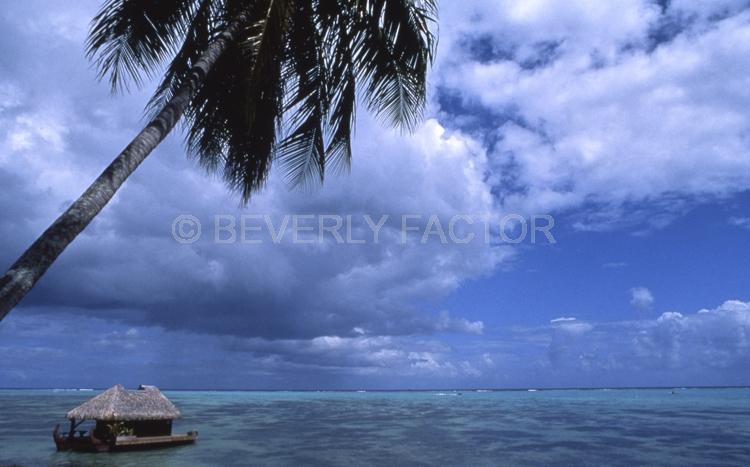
[7,115,508,339]
[0,0,509,342]
[541,299,750,379]
[437,1,750,230]
[633,300,750,370]
[630,286,655,311]
[547,317,594,367]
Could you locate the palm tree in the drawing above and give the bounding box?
[0,0,437,322]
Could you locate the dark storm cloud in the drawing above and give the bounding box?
[0,0,501,341]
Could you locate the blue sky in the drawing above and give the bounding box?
[1,0,750,389]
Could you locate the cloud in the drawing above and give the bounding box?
[0,310,487,388]
[0,0,510,341]
[550,317,577,323]
[6,116,509,340]
[3,0,750,390]
[436,311,484,335]
[549,299,750,373]
[507,299,750,387]
[551,318,593,336]
[548,317,594,367]
[729,216,750,229]
[633,300,750,370]
[630,287,655,311]
[2,299,750,389]
[436,1,750,230]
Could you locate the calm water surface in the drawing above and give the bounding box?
[1,388,749,466]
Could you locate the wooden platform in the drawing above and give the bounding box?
[112,432,198,451]
[53,424,197,452]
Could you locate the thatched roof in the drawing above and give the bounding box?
[67,384,181,421]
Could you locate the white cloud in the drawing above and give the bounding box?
[482,353,495,366]
[438,0,658,66]
[630,286,655,311]
[657,311,684,323]
[532,299,750,380]
[729,216,750,229]
[436,311,484,335]
[711,300,750,313]
[550,317,577,323]
[633,300,750,369]
[558,322,593,336]
[437,2,750,229]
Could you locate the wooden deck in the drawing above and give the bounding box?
[54,424,198,452]
[113,432,198,450]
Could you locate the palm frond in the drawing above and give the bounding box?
[351,0,437,131]
[186,0,293,202]
[277,1,328,188]
[146,0,217,116]
[324,8,357,175]
[87,0,199,92]
[85,0,438,202]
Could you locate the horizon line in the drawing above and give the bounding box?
[2,385,749,392]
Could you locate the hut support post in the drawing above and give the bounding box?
[68,419,84,438]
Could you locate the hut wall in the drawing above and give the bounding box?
[130,419,172,437]
[95,419,173,437]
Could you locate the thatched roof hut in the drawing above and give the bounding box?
[54,384,197,452]
[67,384,181,421]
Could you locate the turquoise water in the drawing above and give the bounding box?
[1,388,749,466]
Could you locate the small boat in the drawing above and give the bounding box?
[53,384,197,452]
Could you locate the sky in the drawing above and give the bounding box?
[1,0,750,390]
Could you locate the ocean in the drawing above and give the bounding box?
[1,388,749,466]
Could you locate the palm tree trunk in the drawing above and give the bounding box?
[0,18,246,322]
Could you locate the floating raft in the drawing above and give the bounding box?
[53,384,198,452]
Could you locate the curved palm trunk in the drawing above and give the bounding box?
[0,19,245,322]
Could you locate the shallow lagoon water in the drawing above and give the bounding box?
[1,388,749,466]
